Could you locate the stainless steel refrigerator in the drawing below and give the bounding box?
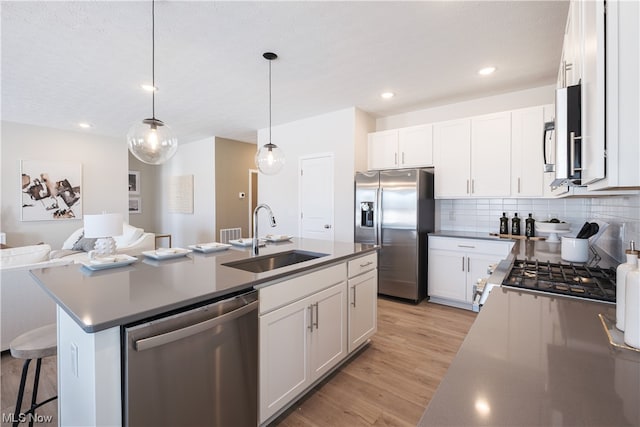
[354,169,435,302]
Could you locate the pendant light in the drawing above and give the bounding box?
[255,52,285,175]
[127,0,177,165]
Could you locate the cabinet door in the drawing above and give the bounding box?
[465,253,500,303]
[433,119,471,198]
[259,296,311,423]
[580,0,606,185]
[309,282,347,382]
[348,270,377,353]
[368,130,398,170]
[511,106,544,197]
[398,124,433,167]
[427,248,467,301]
[470,112,511,197]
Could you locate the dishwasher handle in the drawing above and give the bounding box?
[134,298,258,351]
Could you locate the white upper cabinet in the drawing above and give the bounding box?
[470,112,511,197]
[588,0,639,190]
[434,119,471,197]
[398,124,433,167]
[512,105,556,197]
[579,0,606,185]
[434,113,511,199]
[368,129,399,170]
[368,124,433,170]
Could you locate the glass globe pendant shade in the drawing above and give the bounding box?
[127,118,178,165]
[255,143,285,175]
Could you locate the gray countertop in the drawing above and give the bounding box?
[419,287,640,426]
[31,238,376,333]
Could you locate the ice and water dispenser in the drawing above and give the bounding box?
[360,202,374,227]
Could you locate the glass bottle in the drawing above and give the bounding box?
[525,214,535,238]
[499,212,509,235]
[511,213,521,236]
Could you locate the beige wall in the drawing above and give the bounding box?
[215,138,256,239]
[128,153,161,234]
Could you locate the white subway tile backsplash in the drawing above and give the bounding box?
[436,194,640,262]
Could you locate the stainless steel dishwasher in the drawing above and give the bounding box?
[124,290,258,427]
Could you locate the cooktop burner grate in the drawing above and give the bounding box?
[503,259,616,302]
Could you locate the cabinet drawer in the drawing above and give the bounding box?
[348,253,377,278]
[429,236,512,257]
[259,263,347,315]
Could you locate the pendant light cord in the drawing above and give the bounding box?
[268,58,272,144]
[151,0,156,119]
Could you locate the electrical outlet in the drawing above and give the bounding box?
[70,342,78,378]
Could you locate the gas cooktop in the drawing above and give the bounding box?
[502,259,616,303]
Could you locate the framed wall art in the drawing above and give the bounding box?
[21,160,82,221]
[129,197,142,214]
[128,171,140,195]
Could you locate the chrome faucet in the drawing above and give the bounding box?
[253,203,277,255]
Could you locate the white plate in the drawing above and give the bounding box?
[229,238,254,247]
[142,248,192,260]
[81,254,137,271]
[188,243,232,253]
[264,234,292,242]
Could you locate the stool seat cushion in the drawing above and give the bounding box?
[10,323,57,360]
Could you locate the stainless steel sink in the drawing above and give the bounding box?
[223,250,328,273]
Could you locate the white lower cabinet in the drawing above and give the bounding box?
[258,265,349,424]
[428,236,513,310]
[348,269,377,353]
[258,254,379,425]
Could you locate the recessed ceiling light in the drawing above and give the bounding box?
[478,66,496,76]
[78,122,92,129]
[380,92,395,99]
[141,84,157,92]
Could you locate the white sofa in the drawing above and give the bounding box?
[0,225,155,350]
[0,244,73,350]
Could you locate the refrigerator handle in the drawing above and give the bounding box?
[376,187,382,246]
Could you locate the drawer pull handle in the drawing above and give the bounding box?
[457,245,475,248]
[359,261,373,268]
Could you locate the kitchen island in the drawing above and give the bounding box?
[31,238,377,426]
[419,286,640,425]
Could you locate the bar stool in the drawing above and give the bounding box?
[9,323,58,427]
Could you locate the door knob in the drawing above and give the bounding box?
[324,224,332,229]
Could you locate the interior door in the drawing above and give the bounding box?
[299,154,334,240]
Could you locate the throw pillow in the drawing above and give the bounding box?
[72,234,97,252]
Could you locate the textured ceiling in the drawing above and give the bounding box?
[1,1,569,144]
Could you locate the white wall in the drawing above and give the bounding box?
[1,121,128,248]
[158,137,215,248]
[376,84,556,131]
[257,107,373,243]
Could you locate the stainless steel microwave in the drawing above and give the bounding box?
[550,84,582,187]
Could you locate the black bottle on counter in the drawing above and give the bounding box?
[525,213,535,238]
[512,213,521,236]
[499,212,509,235]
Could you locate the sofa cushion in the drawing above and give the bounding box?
[114,223,144,248]
[0,244,51,268]
[62,227,84,250]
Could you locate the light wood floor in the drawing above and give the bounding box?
[0,298,475,427]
